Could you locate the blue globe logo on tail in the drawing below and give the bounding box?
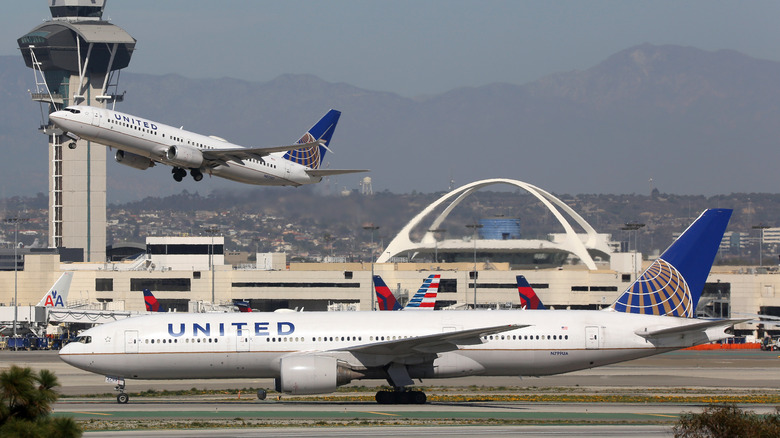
[611,259,692,317]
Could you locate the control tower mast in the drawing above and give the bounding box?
[17,0,136,262]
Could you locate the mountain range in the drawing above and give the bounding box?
[1,43,779,203]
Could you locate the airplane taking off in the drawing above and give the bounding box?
[374,274,440,311]
[48,106,367,186]
[517,275,546,310]
[61,209,744,405]
[37,272,73,308]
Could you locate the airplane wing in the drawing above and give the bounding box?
[305,169,370,177]
[201,140,323,166]
[337,324,527,356]
[634,318,751,338]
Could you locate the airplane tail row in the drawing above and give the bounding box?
[373,274,440,311]
[610,208,732,318]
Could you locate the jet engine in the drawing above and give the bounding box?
[165,145,203,168]
[276,355,361,395]
[115,150,154,170]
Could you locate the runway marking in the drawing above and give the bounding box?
[72,411,113,416]
[361,411,401,417]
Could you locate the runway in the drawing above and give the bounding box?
[1,349,778,437]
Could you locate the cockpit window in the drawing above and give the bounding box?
[76,336,91,344]
[64,108,81,114]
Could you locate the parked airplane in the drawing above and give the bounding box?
[37,272,73,308]
[48,106,367,185]
[517,275,546,310]
[374,274,440,311]
[60,209,743,405]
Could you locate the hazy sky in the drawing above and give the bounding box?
[3,1,780,97]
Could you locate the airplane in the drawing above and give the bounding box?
[373,274,440,311]
[37,272,73,308]
[60,209,744,405]
[48,106,367,186]
[517,275,546,310]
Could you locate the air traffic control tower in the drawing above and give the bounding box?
[17,0,136,262]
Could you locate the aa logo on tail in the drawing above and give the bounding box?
[43,291,65,307]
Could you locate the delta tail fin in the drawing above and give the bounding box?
[374,275,403,311]
[517,275,546,310]
[143,289,164,312]
[283,109,341,170]
[37,272,73,308]
[610,208,732,318]
[403,274,440,310]
[234,300,253,312]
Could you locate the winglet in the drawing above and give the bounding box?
[374,275,403,311]
[517,275,546,310]
[610,209,732,318]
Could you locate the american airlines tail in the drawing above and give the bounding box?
[517,275,545,310]
[373,275,402,311]
[403,274,440,310]
[609,208,732,317]
[283,110,341,169]
[37,272,73,308]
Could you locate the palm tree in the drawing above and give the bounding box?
[0,365,81,437]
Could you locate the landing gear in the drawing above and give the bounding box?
[114,382,129,404]
[172,167,186,182]
[191,169,203,182]
[375,388,427,404]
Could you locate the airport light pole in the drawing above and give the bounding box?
[204,225,220,304]
[752,224,770,267]
[363,224,379,311]
[465,223,483,308]
[621,222,645,281]
[5,217,29,349]
[428,228,446,263]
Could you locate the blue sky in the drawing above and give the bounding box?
[3,1,780,97]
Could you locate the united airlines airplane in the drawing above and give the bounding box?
[48,106,367,185]
[60,209,743,405]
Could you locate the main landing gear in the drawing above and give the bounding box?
[375,388,427,404]
[172,167,204,182]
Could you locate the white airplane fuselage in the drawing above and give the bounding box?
[60,309,727,384]
[49,106,319,186]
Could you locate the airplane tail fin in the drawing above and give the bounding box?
[37,272,73,308]
[283,109,341,170]
[517,275,546,310]
[373,275,402,311]
[235,300,253,312]
[143,289,162,312]
[610,208,732,318]
[403,274,440,310]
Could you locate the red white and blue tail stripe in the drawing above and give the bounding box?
[403,274,440,310]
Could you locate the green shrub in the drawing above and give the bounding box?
[674,404,780,438]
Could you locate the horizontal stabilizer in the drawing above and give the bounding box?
[635,318,750,338]
[305,169,369,177]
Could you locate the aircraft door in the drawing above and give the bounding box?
[125,330,139,353]
[585,326,600,350]
[90,109,102,127]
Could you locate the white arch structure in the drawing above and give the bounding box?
[376,178,612,270]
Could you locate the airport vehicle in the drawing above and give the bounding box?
[517,275,545,310]
[373,274,440,311]
[60,209,743,405]
[48,106,367,185]
[37,272,73,308]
